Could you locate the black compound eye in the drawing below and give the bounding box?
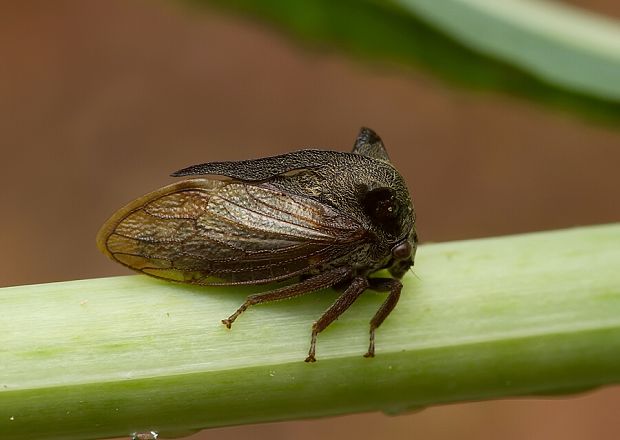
[362,187,401,235]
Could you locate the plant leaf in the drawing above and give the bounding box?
[189,0,620,122]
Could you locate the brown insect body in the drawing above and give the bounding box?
[97,128,417,362]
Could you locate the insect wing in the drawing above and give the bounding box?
[97,179,367,285]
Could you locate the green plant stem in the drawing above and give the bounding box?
[1,224,620,440]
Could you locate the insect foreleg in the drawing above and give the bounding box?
[305,276,369,363]
[222,266,352,329]
[364,278,402,358]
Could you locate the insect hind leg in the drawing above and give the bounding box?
[222,266,352,329]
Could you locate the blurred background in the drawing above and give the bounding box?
[1,0,619,439]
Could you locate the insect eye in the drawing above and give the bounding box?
[362,187,401,235]
[392,240,412,260]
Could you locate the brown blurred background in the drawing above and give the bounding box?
[1,1,619,439]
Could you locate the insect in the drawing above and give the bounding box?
[97,127,417,362]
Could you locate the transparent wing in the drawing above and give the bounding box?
[97,179,367,285]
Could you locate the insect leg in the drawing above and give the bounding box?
[222,266,352,328]
[364,278,402,358]
[305,276,369,363]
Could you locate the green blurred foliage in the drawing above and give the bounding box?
[189,0,620,123]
